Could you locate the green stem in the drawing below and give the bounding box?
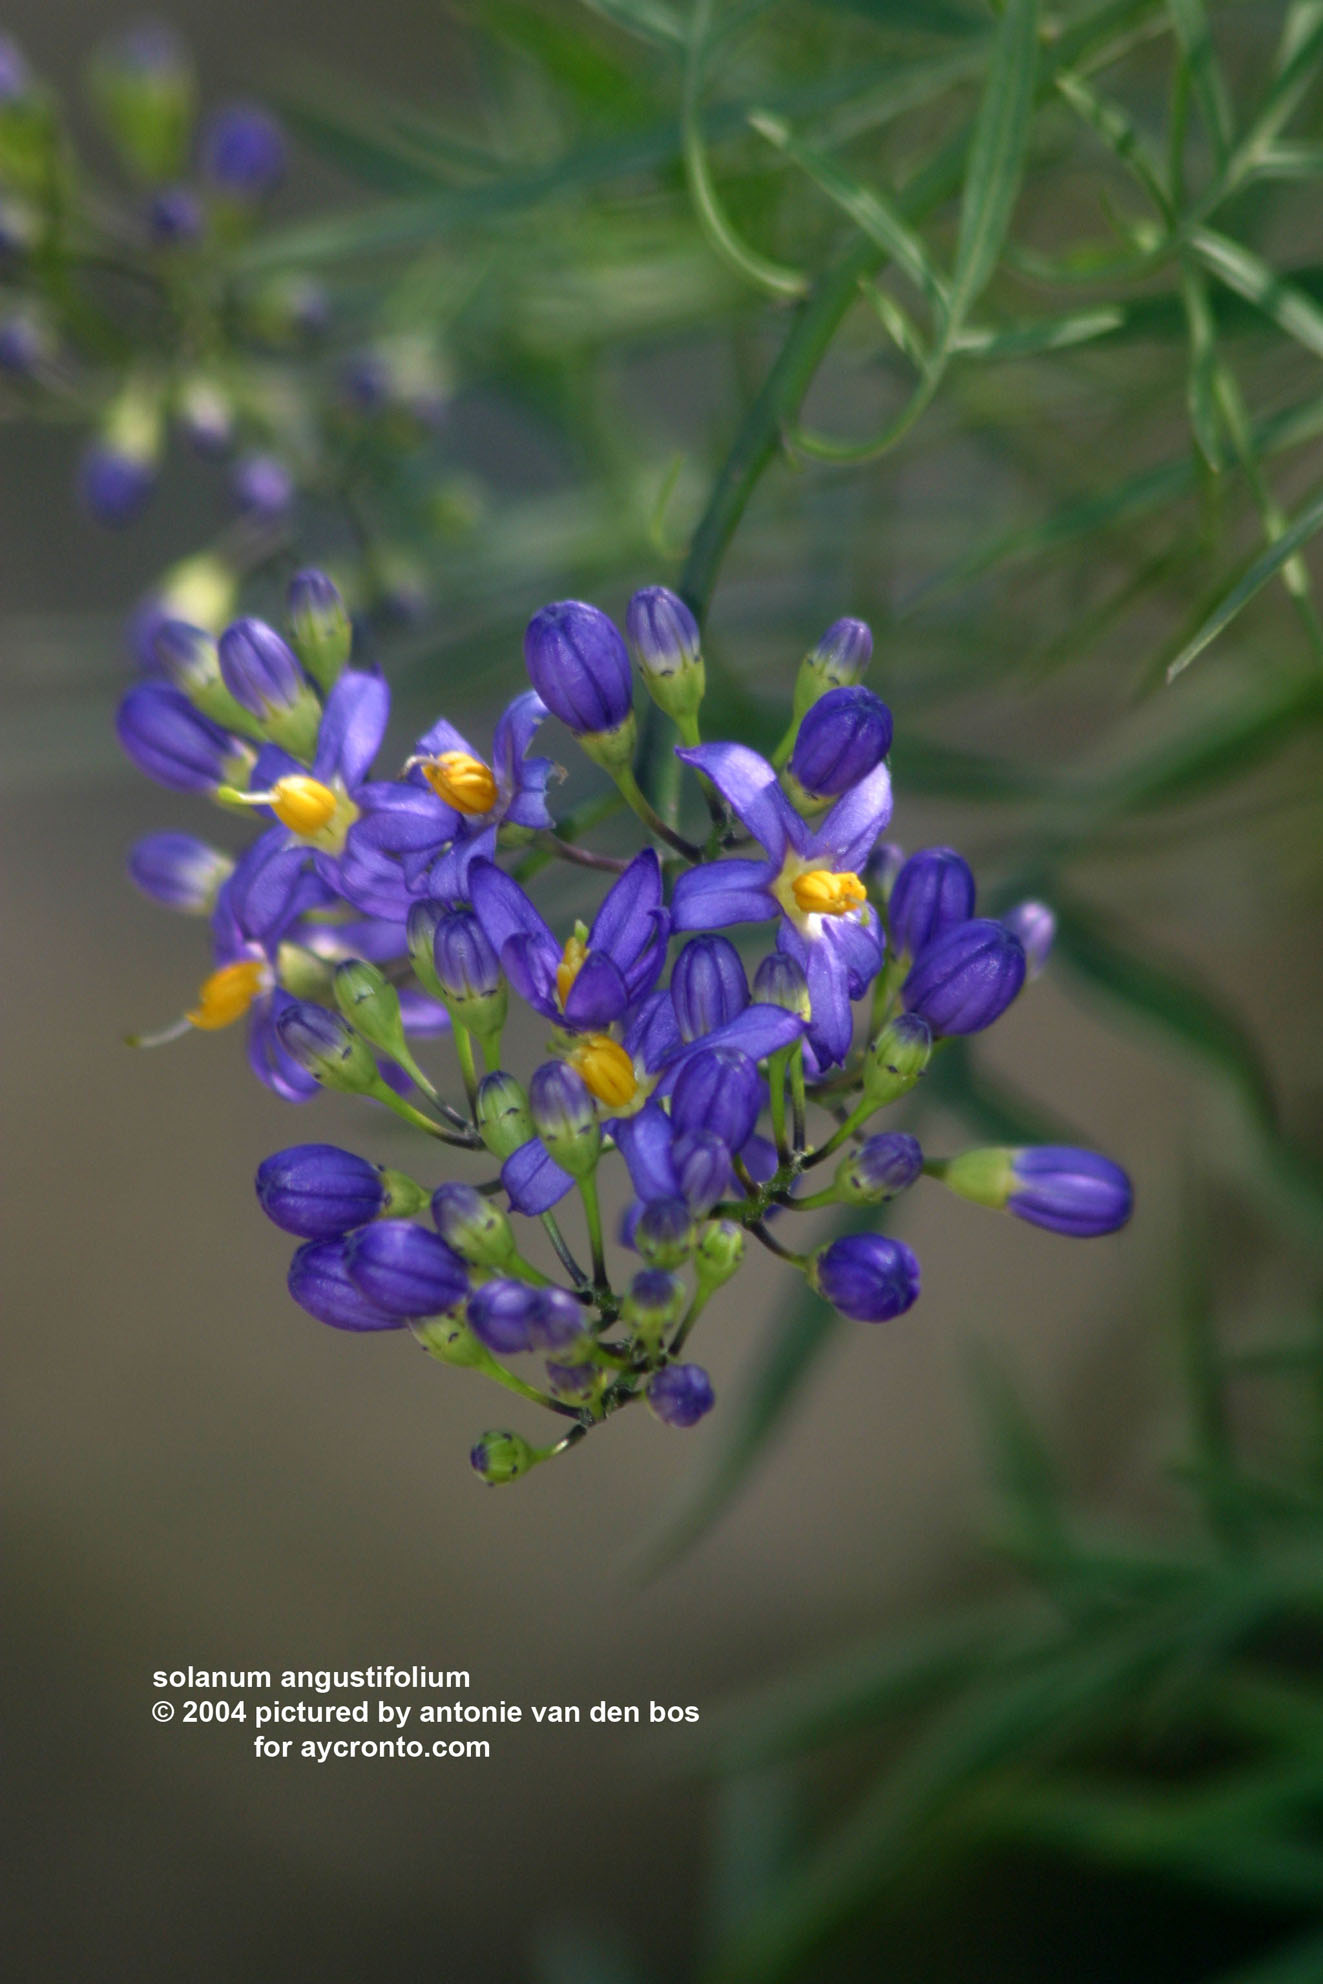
[478,1030,504,1075]
[668,1286,713,1361]
[542,1212,590,1291]
[805,1094,873,1169]
[373,1084,479,1149]
[453,1024,479,1112]
[768,1046,791,1164]
[789,1040,808,1154]
[790,1187,838,1211]
[612,763,703,861]
[579,1170,609,1292]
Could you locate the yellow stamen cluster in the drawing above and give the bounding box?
[571,1034,638,1108]
[420,751,498,816]
[269,775,338,837]
[187,959,267,1031]
[556,932,589,1009]
[791,868,867,916]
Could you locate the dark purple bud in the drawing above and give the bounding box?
[341,349,391,413]
[467,1278,540,1355]
[670,1046,760,1152]
[345,1220,468,1318]
[635,1196,695,1268]
[889,847,976,957]
[529,1061,600,1176]
[257,1144,385,1240]
[79,441,156,527]
[128,831,232,912]
[1002,900,1055,980]
[218,616,306,719]
[530,1287,585,1352]
[834,1132,924,1206]
[231,451,294,521]
[810,1234,921,1322]
[672,1131,732,1217]
[626,585,700,681]
[288,1238,403,1332]
[790,686,893,799]
[752,951,811,1019]
[671,935,749,1041]
[546,1359,597,1401]
[1009,1147,1133,1237]
[431,909,502,1003]
[201,102,286,199]
[148,186,202,245]
[647,1363,715,1428]
[524,600,633,736]
[115,681,243,792]
[903,918,1026,1036]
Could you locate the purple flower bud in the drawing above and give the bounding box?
[128,831,232,912]
[1009,1147,1133,1237]
[287,567,351,687]
[752,951,811,1019]
[341,349,391,413]
[475,1070,534,1161]
[807,617,872,687]
[888,848,976,958]
[865,842,904,900]
[274,1001,378,1092]
[671,935,749,1041]
[201,102,286,200]
[903,918,1026,1036]
[835,1132,924,1206]
[670,1046,760,1152]
[115,681,242,792]
[524,600,633,736]
[623,1269,686,1338]
[231,451,294,521]
[148,186,203,246]
[431,909,502,1004]
[531,1287,584,1351]
[218,616,306,720]
[175,377,231,454]
[430,1182,514,1269]
[1002,900,1055,980]
[635,1196,695,1268]
[810,1234,921,1322]
[0,311,48,377]
[546,1359,597,1400]
[647,1363,715,1428]
[345,1220,468,1318]
[257,1144,385,1240]
[288,1238,403,1332]
[79,441,156,527]
[626,585,701,681]
[529,1061,600,1176]
[790,686,893,799]
[0,35,32,104]
[152,619,218,695]
[467,1278,540,1355]
[672,1131,732,1217]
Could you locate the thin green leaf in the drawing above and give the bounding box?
[1214,1928,1323,1984]
[1180,259,1225,471]
[577,0,686,48]
[944,0,1040,329]
[1165,477,1323,680]
[1191,225,1323,360]
[1168,0,1235,169]
[951,303,1127,356]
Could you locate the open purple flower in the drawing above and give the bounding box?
[671,741,890,1066]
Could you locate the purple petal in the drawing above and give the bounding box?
[355,781,458,855]
[227,828,311,944]
[468,858,557,955]
[398,989,452,1034]
[501,1137,576,1214]
[314,670,389,788]
[411,714,473,761]
[562,951,630,1029]
[587,849,663,967]
[809,761,893,873]
[492,689,549,788]
[677,743,805,862]
[625,988,682,1072]
[804,940,854,1067]
[656,1001,803,1089]
[609,1103,679,1204]
[336,829,416,920]
[825,906,885,999]
[502,931,563,1022]
[247,993,320,1102]
[670,858,777,933]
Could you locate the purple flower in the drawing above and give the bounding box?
[1002,900,1055,980]
[669,1046,761,1152]
[344,1220,468,1317]
[231,451,294,522]
[467,1278,540,1355]
[257,1144,385,1239]
[115,681,249,792]
[1009,1148,1132,1237]
[647,1363,715,1428]
[903,917,1026,1035]
[201,102,286,199]
[0,311,48,377]
[789,686,893,800]
[888,848,976,958]
[128,832,232,912]
[218,617,307,722]
[0,35,32,104]
[525,600,633,737]
[670,935,749,1041]
[288,1238,402,1332]
[79,441,156,527]
[626,586,701,682]
[430,907,502,1003]
[810,1234,921,1322]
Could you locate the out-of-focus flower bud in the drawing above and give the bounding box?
[903,918,1026,1036]
[672,1131,732,1217]
[623,1268,686,1348]
[932,1144,1133,1237]
[174,373,232,453]
[671,935,748,1041]
[89,23,194,182]
[218,615,320,757]
[345,1220,468,1318]
[862,1011,932,1105]
[635,1196,695,1269]
[128,831,232,913]
[274,1001,380,1094]
[0,307,52,377]
[431,1182,517,1271]
[647,1363,715,1428]
[476,1071,534,1161]
[696,1218,745,1291]
[231,450,294,523]
[257,1143,386,1240]
[130,553,238,667]
[287,567,352,690]
[201,101,285,203]
[470,1430,537,1485]
[148,184,203,247]
[467,1278,540,1356]
[1001,900,1055,980]
[287,1237,401,1332]
[669,1045,761,1152]
[151,619,258,734]
[115,680,250,793]
[833,1131,923,1206]
[809,1233,921,1322]
[625,585,705,730]
[752,951,811,1020]
[791,616,873,725]
[430,909,507,1040]
[524,600,635,769]
[888,847,976,959]
[529,1061,600,1179]
[788,685,892,806]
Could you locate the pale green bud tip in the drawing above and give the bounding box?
[864,1011,932,1102]
[332,958,406,1054]
[696,1218,745,1287]
[381,1169,429,1220]
[476,1070,535,1161]
[287,568,352,688]
[470,1429,537,1484]
[929,1147,1016,1210]
[416,1312,487,1367]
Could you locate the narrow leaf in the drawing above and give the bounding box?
[1191,226,1323,360]
[1165,477,1323,680]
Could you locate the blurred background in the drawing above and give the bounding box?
[4,3,1323,1980]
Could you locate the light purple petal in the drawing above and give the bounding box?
[425,826,499,907]
[656,1001,803,1089]
[677,743,806,861]
[804,940,854,1067]
[314,670,390,788]
[670,858,777,933]
[412,714,473,761]
[825,906,885,998]
[492,689,549,789]
[398,989,452,1034]
[355,781,458,854]
[502,931,562,1022]
[587,849,663,967]
[809,761,893,872]
[625,988,681,1072]
[247,993,319,1102]
[468,858,557,954]
[502,1137,576,1214]
[227,828,311,944]
[336,828,416,920]
[562,951,630,1029]
[609,1103,679,1204]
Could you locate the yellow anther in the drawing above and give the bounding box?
[420,751,498,816]
[556,933,589,1009]
[269,775,338,837]
[187,959,267,1031]
[571,1034,638,1108]
[791,868,867,917]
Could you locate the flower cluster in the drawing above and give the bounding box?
[0,26,462,644]
[118,567,1133,1484]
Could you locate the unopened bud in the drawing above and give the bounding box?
[274,1001,380,1094]
[469,1429,537,1485]
[431,1182,517,1270]
[863,1011,932,1105]
[695,1218,745,1290]
[529,1062,600,1179]
[476,1071,534,1161]
[287,567,352,690]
